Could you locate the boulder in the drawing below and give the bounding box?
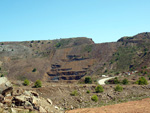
[14,95,31,106]
[13,88,24,96]
[3,96,13,105]
[0,77,13,96]
[31,96,39,105]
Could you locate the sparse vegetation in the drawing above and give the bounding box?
[95,85,104,93]
[114,85,123,92]
[84,45,93,53]
[84,77,92,84]
[70,90,78,96]
[91,95,98,102]
[34,80,42,88]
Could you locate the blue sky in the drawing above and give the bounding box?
[0,0,150,43]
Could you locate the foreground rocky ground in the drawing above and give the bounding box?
[17,79,150,110]
[0,77,63,113]
[66,98,150,113]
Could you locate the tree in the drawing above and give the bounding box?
[122,78,129,85]
[34,80,42,88]
[91,95,98,102]
[95,85,104,93]
[84,77,92,84]
[114,85,123,92]
[23,79,30,86]
[136,77,148,85]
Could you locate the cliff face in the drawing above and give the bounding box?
[1,33,150,81]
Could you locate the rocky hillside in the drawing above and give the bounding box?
[0,32,150,81]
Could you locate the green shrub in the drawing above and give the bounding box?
[122,78,129,85]
[34,80,42,88]
[114,85,123,92]
[95,85,104,93]
[144,71,147,74]
[136,77,148,85]
[91,95,98,102]
[23,79,30,86]
[86,90,90,94]
[55,42,61,48]
[70,90,78,96]
[32,68,37,72]
[113,77,120,84]
[85,77,92,84]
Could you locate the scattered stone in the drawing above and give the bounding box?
[55,106,59,110]
[47,98,53,105]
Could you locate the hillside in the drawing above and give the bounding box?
[0,32,150,82]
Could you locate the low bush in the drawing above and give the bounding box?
[136,77,148,85]
[86,90,90,94]
[95,85,104,93]
[113,77,120,84]
[23,79,30,86]
[32,68,37,72]
[34,80,42,88]
[91,95,98,102]
[114,85,123,92]
[84,77,92,84]
[122,78,129,85]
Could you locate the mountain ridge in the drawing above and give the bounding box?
[0,32,149,82]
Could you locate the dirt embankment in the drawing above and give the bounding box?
[66,98,150,113]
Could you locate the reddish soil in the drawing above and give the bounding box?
[66,98,150,113]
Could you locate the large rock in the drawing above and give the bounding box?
[0,77,13,96]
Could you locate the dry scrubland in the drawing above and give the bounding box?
[0,32,150,112]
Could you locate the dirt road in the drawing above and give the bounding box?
[98,77,115,85]
[66,98,150,113]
